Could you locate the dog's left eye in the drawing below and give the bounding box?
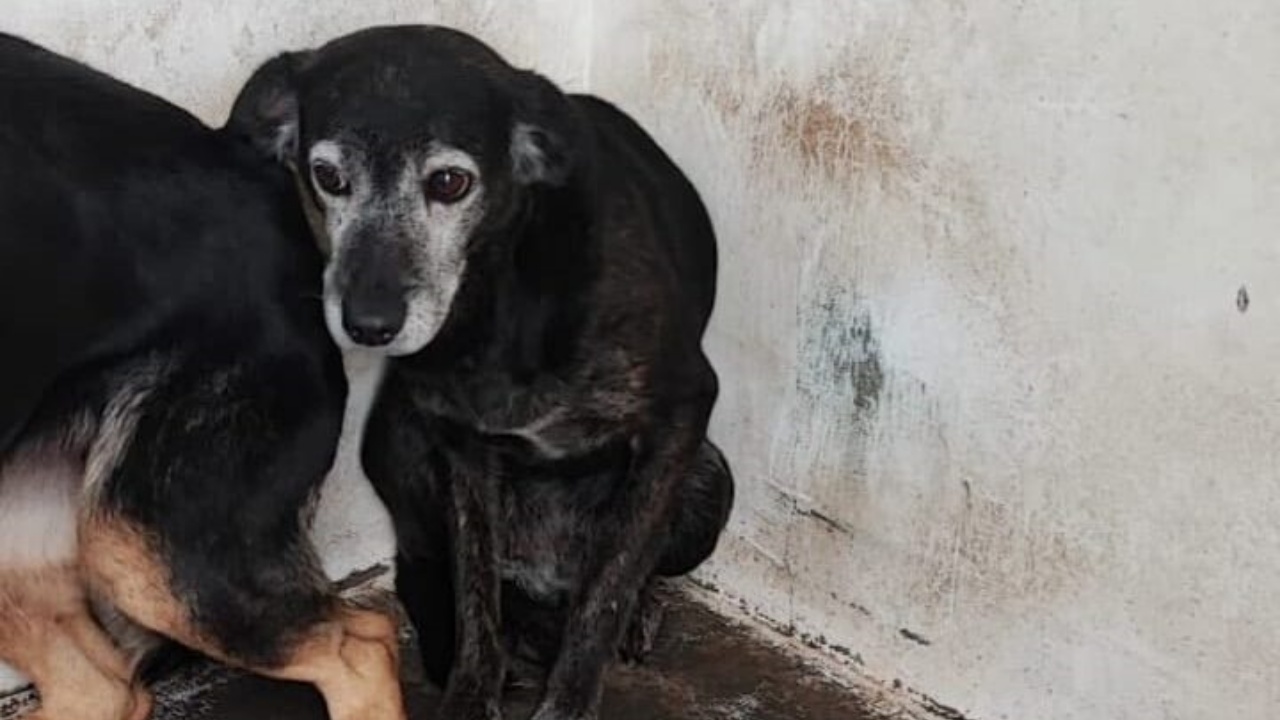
[424,168,474,204]
[311,160,350,197]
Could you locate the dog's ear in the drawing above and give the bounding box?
[510,71,580,186]
[226,52,312,164]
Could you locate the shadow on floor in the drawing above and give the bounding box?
[6,593,891,720]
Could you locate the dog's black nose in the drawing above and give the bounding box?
[341,297,406,347]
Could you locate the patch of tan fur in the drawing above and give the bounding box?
[78,514,207,653]
[0,565,151,720]
[80,514,407,720]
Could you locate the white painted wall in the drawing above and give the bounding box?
[5,3,1279,719]
[585,3,1280,719]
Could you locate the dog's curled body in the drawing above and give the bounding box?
[0,34,406,720]
[230,25,735,720]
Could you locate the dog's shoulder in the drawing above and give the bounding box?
[557,94,719,334]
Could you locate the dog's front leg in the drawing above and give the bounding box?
[530,407,708,720]
[438,445,506,720]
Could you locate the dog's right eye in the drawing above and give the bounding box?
[424,168,474,204]
[311,160,350,197]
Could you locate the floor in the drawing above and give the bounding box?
[2,591,891,720]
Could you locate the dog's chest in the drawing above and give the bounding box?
[406,356,616,602]
[495,467,614,603]
[418,364,565,436]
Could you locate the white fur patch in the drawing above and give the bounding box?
[83,367,162,503]
[308,141,373,253]
[510,122,552,184]
[0,450,80,570]
[0,362,163,571]
[310,140,375,354]
[272,119,299,163]
[506,409,572,461]
[385,145,482,356]
[500,558,572,600]
[309,350,397,585]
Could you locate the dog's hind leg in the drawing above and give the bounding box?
[0,441,150,720]
[71,352,406,719]
[617,439,733,665]
[0,567,151,720]
[80,514,406,720]
[654,438,734,578]
[531,381,722,720]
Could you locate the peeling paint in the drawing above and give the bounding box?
[898,629,932,648]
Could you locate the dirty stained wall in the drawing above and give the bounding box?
[5,2,1280,720]
[588,3,1280,720]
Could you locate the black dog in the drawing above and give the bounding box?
[230,25,734,720]
[0,35,407,720]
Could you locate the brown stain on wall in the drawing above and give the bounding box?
[632,12,1079,670]
[776,90,912,181]
[641,15,1065,627]
[687,64,921,582]
[699,75,918,189]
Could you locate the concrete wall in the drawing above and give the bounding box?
[587,3,1279,719]
[5,2,1279,719]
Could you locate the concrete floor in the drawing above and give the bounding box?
[1,591,890,720]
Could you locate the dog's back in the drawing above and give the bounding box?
[0,39,400,718]
[569,94,719,332]
[0,33,337,457]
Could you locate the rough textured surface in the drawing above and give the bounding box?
[2,590,889,720]
[4,2,1280,719]
[587,3,1280,719]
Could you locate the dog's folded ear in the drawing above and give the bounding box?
[226,52,313,165]
[510,71,581,187]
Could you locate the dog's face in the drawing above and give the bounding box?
[229,26,578,355]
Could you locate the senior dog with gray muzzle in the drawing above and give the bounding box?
[230,25,734,720]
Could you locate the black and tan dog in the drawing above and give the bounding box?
[0,35,406,720]
[230,25,735,720]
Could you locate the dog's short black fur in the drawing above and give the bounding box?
[231,26,735,720]
[0,34,406,719]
